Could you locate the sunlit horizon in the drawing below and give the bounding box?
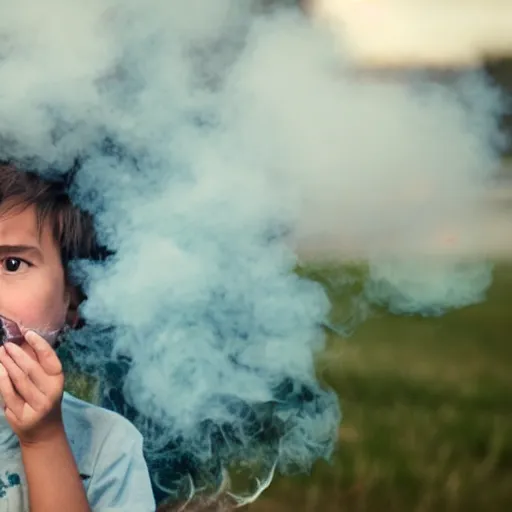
[308,0,512,67]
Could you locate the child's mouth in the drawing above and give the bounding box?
[0,315,60,346]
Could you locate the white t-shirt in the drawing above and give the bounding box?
[0,392,156,511]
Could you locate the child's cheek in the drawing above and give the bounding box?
[0,288,67,339]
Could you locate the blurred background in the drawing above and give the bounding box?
[256,1,512,510]
[305,0,512,158]
[251,2,512,511]
[245,262,512,511]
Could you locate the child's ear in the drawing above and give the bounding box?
[65,286,82,329]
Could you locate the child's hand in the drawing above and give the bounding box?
[0,330,65,445]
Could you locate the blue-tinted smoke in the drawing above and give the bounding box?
[0,0,505,504]
[364,259,494,317]
[295,69,504,317]
[0,0,342,502]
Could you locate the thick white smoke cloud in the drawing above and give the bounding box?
[0,0,504,503]
[219,6,504,314]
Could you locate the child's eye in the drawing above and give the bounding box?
[2,257,30,273]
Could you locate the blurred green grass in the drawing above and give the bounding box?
[66,263,512,512]
[249,264,512,512]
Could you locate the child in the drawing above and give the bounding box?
[0,165,156,511]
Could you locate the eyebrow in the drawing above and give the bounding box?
[0,244,43,260]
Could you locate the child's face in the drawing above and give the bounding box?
[0,202,71,339]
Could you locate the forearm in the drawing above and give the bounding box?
[20,426,91,512]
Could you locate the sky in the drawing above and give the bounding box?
[308,0,512,67]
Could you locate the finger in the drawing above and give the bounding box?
[3,406,22,427]
[23,330,62,376]
[3,342,49,394]
[0,348,45,408]
[19,342,38,363]
[0,362,25,420]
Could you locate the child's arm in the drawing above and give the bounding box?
[20,427,91,512]
[0,330,91,512]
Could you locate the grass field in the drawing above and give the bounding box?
[247,263,512,512]
[66,263,512,512]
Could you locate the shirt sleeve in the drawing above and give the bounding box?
[85,422,156,512]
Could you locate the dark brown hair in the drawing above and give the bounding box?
[0,164,100,268]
